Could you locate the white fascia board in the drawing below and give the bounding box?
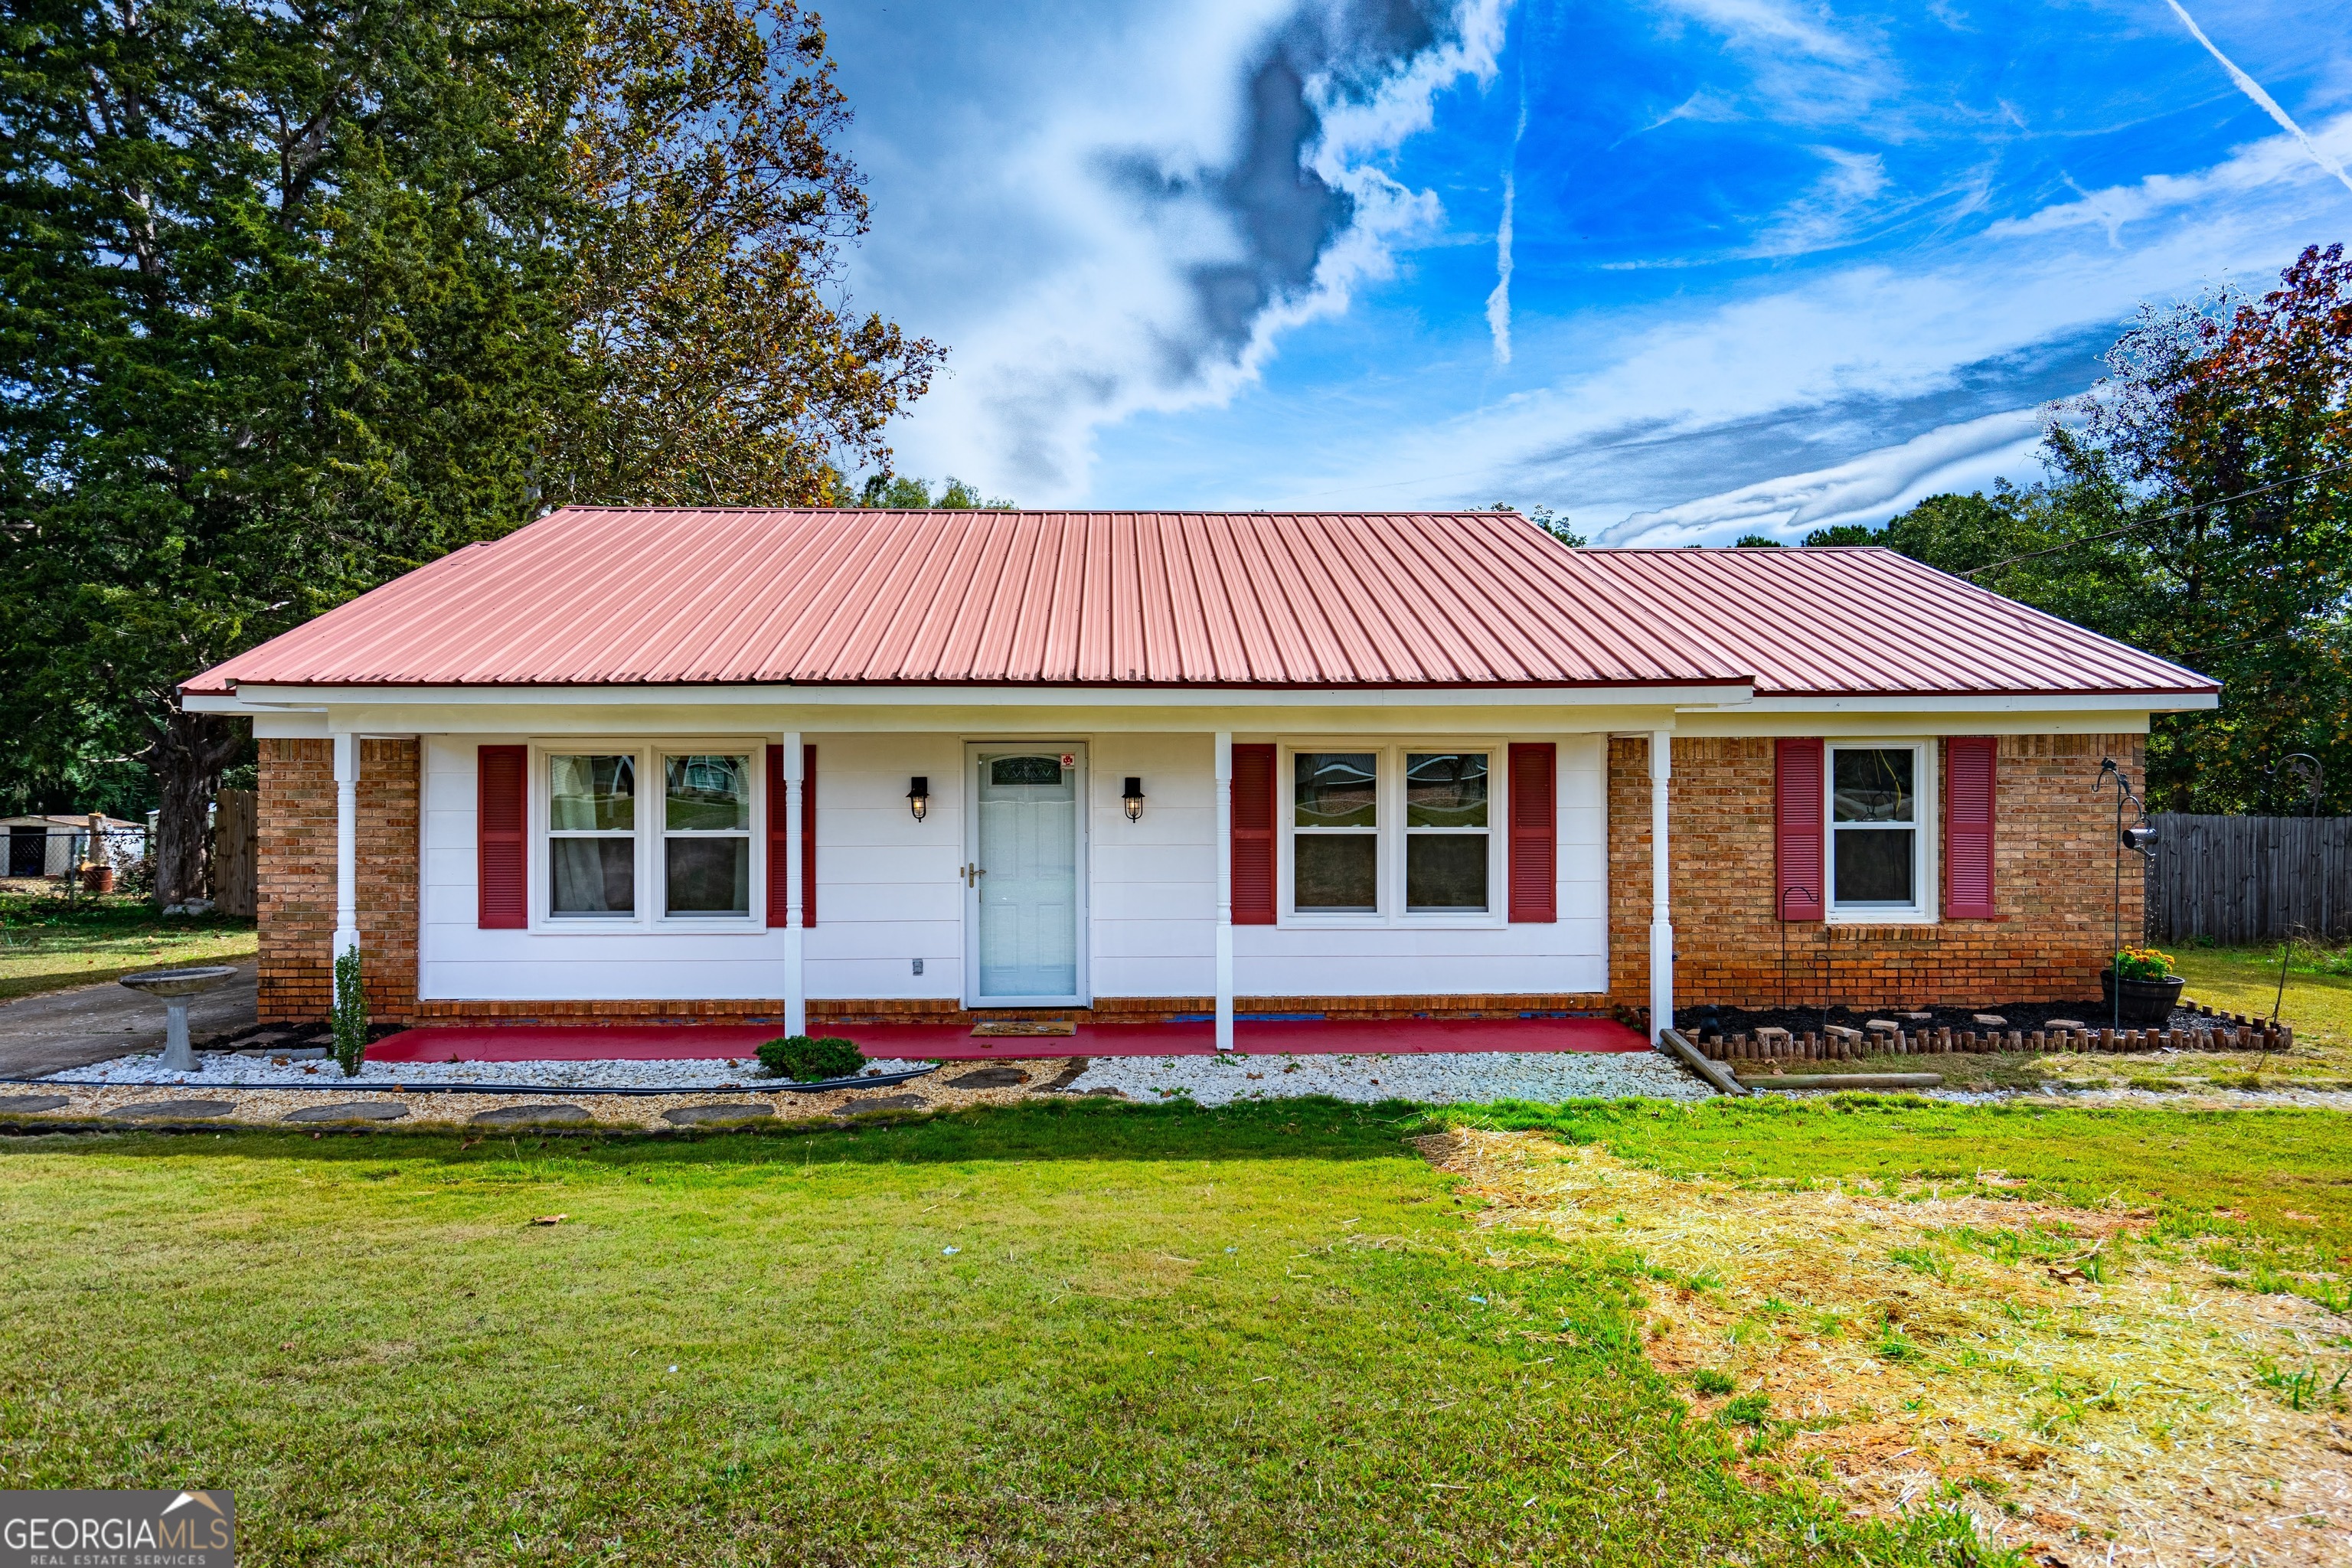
[1675,707,2161,738]
[252,710,332,740]
[214,680,1753,710]
[1710,691,2216,715]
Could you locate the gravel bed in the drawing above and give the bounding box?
[1063,1050,1708,1106]
[44,1051,936,1090]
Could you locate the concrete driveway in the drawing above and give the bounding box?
[0,963,258,1080]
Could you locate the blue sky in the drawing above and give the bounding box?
[825,0,2352,543]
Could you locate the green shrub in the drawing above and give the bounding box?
[332,948,368,1077]
[756,1034,864,1083]
[1690,1368,1735,1396]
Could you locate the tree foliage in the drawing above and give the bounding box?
[1805,245,2352,813]
[0,0,936,898]
[852,474,1014,509]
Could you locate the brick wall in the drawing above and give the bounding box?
[1609,733,2145,1011]
[356,739,420,1021]
[256,737,420,1024]
[258,740,332,1024]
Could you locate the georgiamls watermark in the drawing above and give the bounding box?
[2,1491,234,1567]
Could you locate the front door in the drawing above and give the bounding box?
[965,745,1086,1005]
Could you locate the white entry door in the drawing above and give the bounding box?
[965,744,1087,1005]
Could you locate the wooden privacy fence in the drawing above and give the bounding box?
[2145,812,2352,943]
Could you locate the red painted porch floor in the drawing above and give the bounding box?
[366,1016,1648,1063]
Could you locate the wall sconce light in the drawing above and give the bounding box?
[1122,776,1145,822]
[907,776,929,823]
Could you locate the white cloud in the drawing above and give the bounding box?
[1236,138,2336,532]
[2163,0,2352,200]
[1988,112,2352,243]
[842,0,1509,501]
[1606,407,2049,544]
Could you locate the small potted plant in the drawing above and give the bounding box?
[2101,946,2184,1024]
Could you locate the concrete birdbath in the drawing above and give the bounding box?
[118,966,240,1073]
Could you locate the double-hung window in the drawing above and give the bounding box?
[664,754,752,917]
[1293,752,1378,911]
[1404,753,1489,911]
[544,747,755,922]
[549,755,637,917]
[1828,744,1923,915]
[1287,746,1497,920]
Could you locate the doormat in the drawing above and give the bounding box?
[970,1021,1077,1037]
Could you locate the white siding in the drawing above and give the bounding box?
[1231,733,1608,998]
[418,734,794,1001]
[802,733,966,1003]
[415,730,1608,1003]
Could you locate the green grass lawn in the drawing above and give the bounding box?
[0,1102,2015,1566]
[1469,1096,2352,1297]
[2174,942,2352,1046]
[1782,943,2352,1092]
[8,1099,2347,1563]
[0,888,255,1001]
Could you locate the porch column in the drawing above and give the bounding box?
[1648,730,1673,1044]
[781,732,805,1037]
[1214,731,1233,1053]
[332,732,359,960]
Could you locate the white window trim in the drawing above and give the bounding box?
[1824,739,1938,925]
[528,740,769,933]
[1279,740,1508,929]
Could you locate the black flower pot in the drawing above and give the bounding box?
[2099,970,2184,1026]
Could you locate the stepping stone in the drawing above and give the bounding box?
[1972,1014,2007,1027]
[946,1066,1031,1089]
[841,1093,929,1113]
[104,1099,234,1119]
[2047,1019,2085,1031]
[1903,1011,1934,1021]
[1823,1025,1861,1042]
[469,1103,593,1126]
[0,1094,70,1113]
[661,1102,776,1125]
[1753,1027,1791,1044]
[283,1101,409,1122]
[1864,1019,1900,1032]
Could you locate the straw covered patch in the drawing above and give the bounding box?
[1417,1128,2352,1565]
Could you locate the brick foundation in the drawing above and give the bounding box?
[406,992,1612,1029]
[256,737,420,1025]
[1609,733,2145,1012]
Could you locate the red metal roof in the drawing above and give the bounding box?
[183,508,2215,700]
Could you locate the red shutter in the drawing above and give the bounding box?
[1230,743,1276,925]
[477,744,527,929]
[1507,743,1557,923]
[800,743,816,929]
[1943,737,1997,919]
[1774,737,1824,921]
[766,745,791,928]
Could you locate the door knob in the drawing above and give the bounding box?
[959,862,987,888]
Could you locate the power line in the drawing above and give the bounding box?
[1958,459,2352,578]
